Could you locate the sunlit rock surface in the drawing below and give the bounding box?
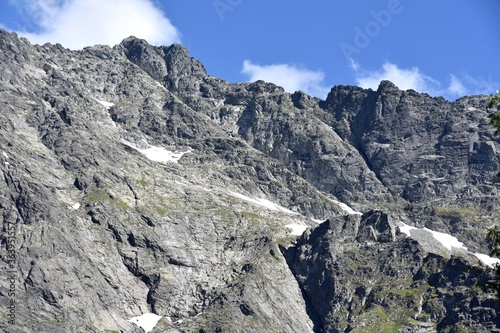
[0,29,499,332]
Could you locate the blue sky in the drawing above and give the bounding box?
[0,0,498,100]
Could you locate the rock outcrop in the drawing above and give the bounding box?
[284,212,499,332]
[0,29,498,332]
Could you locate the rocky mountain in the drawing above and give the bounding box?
[0,29,499,332]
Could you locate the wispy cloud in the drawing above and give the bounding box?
[10,0,181,49]
[354,62,437,93]
[447,74,467,97]
[350,59,498,100]
[242,60,330,99]
[348,58,360,71]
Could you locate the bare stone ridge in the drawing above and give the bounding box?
[0,29,499,332]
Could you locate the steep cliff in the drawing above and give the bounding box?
[0,30,498,333]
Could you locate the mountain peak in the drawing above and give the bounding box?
[377,79,400,92]
[0,27,498,333]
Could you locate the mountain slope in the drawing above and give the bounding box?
[0,30,499,332]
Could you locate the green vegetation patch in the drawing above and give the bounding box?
[136,178,149,187]
[241,211,261,219]
[433,206,477,217]
[350,306,403,333]
[84,185,132,211]
[154,205,167,215]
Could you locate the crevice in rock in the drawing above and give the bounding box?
[124,177,140,207]
[57,106,72,126]
[106,223,123,243]
[141,214,155,227]
[239,303,255,317]
[279,243,324,333]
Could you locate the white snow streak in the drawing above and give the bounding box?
[398,223,417,237]
[398,222,464,251]
[473,253,500,268]
[398,222,499,268]
[285,224,308,236]
[228,191,299,215]
[227,191,322,237]
[128,313,162,333]
[123,140,191,164]
[72,203,81,210]
[423,227,464,251]
[2,152,9,166]
[332,200,362,215]
[95,98,115,109]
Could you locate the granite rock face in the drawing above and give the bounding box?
[284,212,499,333]
[0,29,499,333]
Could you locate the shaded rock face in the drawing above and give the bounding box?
[0,29,498,333]
[324,82,498,207]
[284,212,499,333]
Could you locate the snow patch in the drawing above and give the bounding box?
[398,222,499,268]
[398,223,464,251]
[95,98,115,109]
[473,253,500,268]
[310,218,325,224]
[398,223,417,237]
[123,140,191,164]
[419,155,445,160]
[2,152,8,165]
[72,203,80,210]
[228,191,299,215]
[285,224,308,236]
[423,227,464,251]
[332,200,362,215]
[128,313,162,333]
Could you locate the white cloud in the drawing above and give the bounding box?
[355,62,437,93]
[241,60,330,99]
[11,0,181,49]
[351,61,498,100]
[447,74,467,97]
[348,57,360,71]
[462,74,498,96]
